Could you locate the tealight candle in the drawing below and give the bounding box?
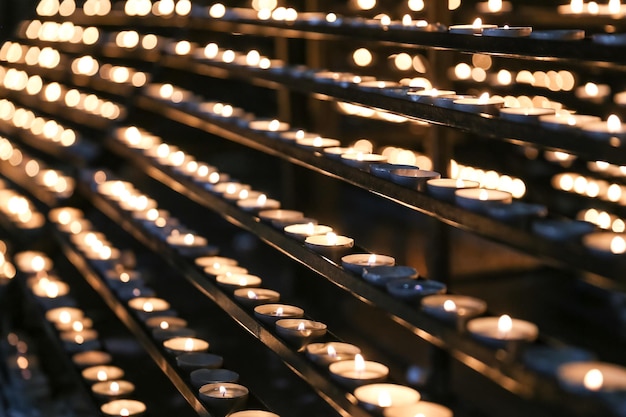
[205,264,248,277]
[582,232,626,256]
[82,365,125,382]
[341,254,396,274]
[72,350,113,368]
[54,316,94,332]
[284,223,333,242]
[539,113,601,131]
[426,178,480,202]
[280,129,319,142]
[359,80,402,90]
[128,297,171,314]
[304,232,354,258]
[408,89,457,106]
[388,169,441,190]
[216,273,262,291]
[449,18,497,35]
[341,153,388,170]
[230,411,279,417]
[453,93,505,115]
[370,164,420,180]
[499,107,556,123]
[92,380,135,399]
[557,361,626,393]
[254,304,304,325]
[454,188,512,212]
[15,251,52,273]
[275,319,327,348]
[383,401,453,417]
[60,329,101,352]
[46,306,84,325]
[48,207,83,232]
[233,288,281,307]
[296,136,341,150]
[329,354,389,388]
[248,119,290,134]
[166,232,208,248]
[236,194,281,212]
[421,294,488,324]
[145,316,188,330]
[305,342,361,366]
[353,383,420,412]
[195,256,238,269]
[163,337,210,355]
[580,114,626,145]
[199,383,249,416]
[259,209,307,229]
[104,269,142,289]
[467,315,539,347]
[483,26,532,37]
[100,399,146,417]
[32,279,70,298]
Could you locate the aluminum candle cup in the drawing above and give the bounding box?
[248,119,290,135]
[100,399,146,417]
[230,411,279,417]
[275,319,327,348]
[163,337,210,355]
[82,365,125,383]
[254,304,304,325]
[233,288,280,308]
[191,369,240,389]
[329,354,389,389]
[284,223,333,242]
[353,383,420,413]
[421,294,488,325]
[305,342,361,366]
[426,178,480,202]
[304,233,354,259]
[386,279,447,301]
[176,353,224,372]
[388,169,441,190]
[557,361,626,393]
[341,254,396,275]
[199,383,249,417]
[215,273,262,291]
[454,188,512,213]
[467,315,539,348]
[499,107,555,123]
[92,380,135,400]
[362,266,418,287]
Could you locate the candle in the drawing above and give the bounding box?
[453,93,505,115]
[275,319,327,348]
[163,336,210,355]
[104,269,142,289]
[48,207,83,232]
[254,304,304,325]
[388,169,441,190]
[557,361,626,393]
[280,129,319,142]
[176,352,224,372]
[539,113,601,131]
[341,254,396,274]
[190,368,240,389]
[195,256,238,269]
[72,350,113,368]
[421,294,488,323]
[426,178,480,202]
[54,316,94,332]
[216,273,262,291]
[166,232,208,248]
[32,279,70,298]
[582,232,626,256]
[454,188,512,212]
[82,365,125,382]
[199,383,249,416]
[329,354,389,388]
[284,223,333,242]
[408,89,457,106]
[449,18,497,35]
[362,265,418,287]
[304,232,354,258]
[233,288,281,308]
[60,329,101,352]
[128,297,170,315]
[341,153,388,170]
[205,264,248,277]
[482,26,532,37]
[236,194,281,212]
[305,342,361,366]
[258,209,306,229]
[46,306,84,325]
[467,315,539,347]
[386,279,447,301]
[230,411,279,417]
[359,80,402,90]
[248,119,290,134]
[14,251,52,273]
[382,401,453,417]
[145,316,188,330]
[580,114,626,145]
[100,399,146,417]
[212,182,251,199]
[353,383,420,412]
[92,380,135,399]
[499,107,556,123]
[296,136,341,150]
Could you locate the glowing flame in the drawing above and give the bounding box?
[238,277,248,286]
[367,254,377,265]
[610,236,626,254]
[97,370,107,381]
[257,194,267,205]
[377,390,392,407]
[327,345,337,357]
[183,234,195,246]
[269,119,280,131]
[402,14,412,25]
[607,114,622,133]
[313,136,324,147]
[478,92,490,104]
[326,232,338,245]
[472,18,483,29]
[110,381,120,393]
[570,0,584,13]
[160,321,169,330]
[120,272,130,283]
[120,408,129,417]
[297,321,306,331]
[59,311,71,324]
[609,0,621,14]
[143,301,154,312]
[583,368,603,391]
[443,300,457,312]
[305,222,315,235]
[479,189,490,201]
[497,314,513,338]
[276,307,284,316]
[184,338,194,351]
[354,354,365,373]
[72,321,84,332]
[488,0,503,12]
[247,290,258,299]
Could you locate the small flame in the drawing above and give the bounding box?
[356,152,365,161]
[326,232,338,245]
[377,390,392,407]
[120,272,130,283]
[313,136,324,147]
[380,15,391,25]
[609,0,621,14]
[478,92,490,104]
[610,236,626,254]
[570,0,584,13]
[497,314,513,338]
[354,353,365,373]
[183,233,195,246]
[16,356,29,369]
[607,114,622,133]
[305,222,315,235]
[247,290,258,299]
[276,307,284,316]
[443,300,457,312]
[59,311,71,324]
[472,17,483,29]
[402,14,412,25]
[367,254,377,265]
[295,130,305,140]
[110,381,120,393]
[269,119,280,131]
[75,335,85,344]
[184,338,194,351]
[479,189,490,201]
[297,321,306,331]
[238,189,249,199]
[226,184,237,194]
[326,13,337,23]
[120,408,130,417]
[143,301,154,312]
[257,194,267,205]
[97,370,108,381]
[488,0,503,12]
[72,321,84,332]
[239,278,248,286]
[327,345,337,357]
[583,368,604,391]
[219,385,227,397]
[160,321,169,330]
[567,116,577,126]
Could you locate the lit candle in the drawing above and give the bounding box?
[305,342,361,366]
[449,18,497,35]
[382,401,453,417]
[198,383,249,416]
[248,119,290,134]
[54,316,94,332]
[284,223,333,242]
[296,136,342,150]
[60,329,101,352]
[128,297,170,314]
[275,319,327,348]
[341,253,396,274]
[358,80,402,90]
[539,113,601,131]
[483,25,532,37]
[204,264,248,277]
[388,168,441,190]
[91,380,135,399]
[407,89,458,106]
[195,256,238,269]
[581,114,626,145]
[304,232,354,259]
[31,279,70,298]
[353,383,420,412]
[254,304,304,325]
[557,362,626,393]
[426,178,480,202]
[82,365,125,382]
[46,306,84,325]
[467,314,539,347]
[14,251,52,273]
[233,288,281,308]
[163,336,210,355]
[582,232,626,256]
[236,194,281,212]
[499,107,556,124]
[454,188,513,212]
[165,232,208,248]
[329,353,389,388]
[215,273,262,291]
[100,399,146,417]
[145,316,188,330]
[72,350,113,368]
[452,93,505,115]
[229,411,280,417]
[279,129,319,142]
[421,294,488,323]
[104,268,142,289]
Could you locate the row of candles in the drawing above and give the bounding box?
[109,124,626,402]
[13,250,149,417]
[48,206,285,417]
[0,179,45,230]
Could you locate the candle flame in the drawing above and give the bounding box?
[327,232,338,245]
[367,254,377,265]
[478,92,490,104]
[497,314,513,338]
[120,272,130,283]
[247,290,258,299]
[184,338,194,351]
[45,283,60,298]
[456,178,465,188]
[120,408,130,417]
[327,345,337,357]
[226,184,237,194]
[479,189,490,201]
[377,390,392,407]
[239,278,248,286]
[297,321,306,331]
[16,356,28,370]
[72,321,84,332]
[402,14,412,25]
[583,368,604,391]
[143,301,154,312]
[305,222,315,235]
[75,335,84,344]
[276,307,284,316]
[607,114,622,133]
[160,321,169,329]
[610,236,626,254]
[570,0,584,13]
[269,119,280,131]
[609,0,621,14]
[183,233,195,245]
[443,299,457,312]
[354,353,365,372]
[257,194,267,205]
[110,381,120,393]
[59,311,71,324]
[488,0,503,12]
[219,385,227,397]
[238,189,249,199]
[313,136,324,147]
[472,17,482,29]
[97,370,107,381]
[356,152,365,161]
[380,15,391,26]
